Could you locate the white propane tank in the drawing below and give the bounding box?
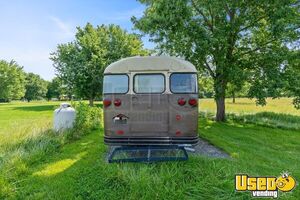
[53,103,76,132]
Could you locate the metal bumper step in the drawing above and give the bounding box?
[104,136,199,146]
[107,145,189,163]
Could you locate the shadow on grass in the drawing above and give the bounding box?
[13,105,57,112]
[15,129,114,199]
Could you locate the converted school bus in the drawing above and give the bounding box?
[103,56,199,145]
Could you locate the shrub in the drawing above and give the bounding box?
[69,102,102,139]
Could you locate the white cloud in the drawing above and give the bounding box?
[102,7,144,22]
[49,16,75,38]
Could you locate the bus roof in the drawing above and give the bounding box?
[104,56,197,74]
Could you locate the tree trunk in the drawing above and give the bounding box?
[89,98,94,106]
[214,74,226,122]
[216,96,225,122]
[232,91,236,103]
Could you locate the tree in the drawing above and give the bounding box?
[227,83,243,104]
[24,73,48,102]
[51,23,149,106]
[46,77,63,100]
[283,50,300,108]
[198,75,214,98]
[226,81,251,103]
[132,0,300,121]
[0,60,26,102]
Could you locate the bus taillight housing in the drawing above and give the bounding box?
[114,99,122,107]
[178,98,186,106]
[188,98,198,107]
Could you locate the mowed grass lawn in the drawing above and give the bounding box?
[1,99,300,199]
[200,98,300,130]
[200,97,300,115]
[0,101,60,135]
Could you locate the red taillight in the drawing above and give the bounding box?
[116,130,124,135]
[176,130,181,136]
[103,99,111,107]
[188,98,198,107]
[178,98,186,106]
[114,99,121,107]
[176,114,181,121]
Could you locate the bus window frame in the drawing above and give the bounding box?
[103,73,129,94]
[133,73,166,94]
[169,72,198,94]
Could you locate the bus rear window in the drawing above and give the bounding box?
[170,73,197,93]
[103,74,128,94]
[134,74,165,93]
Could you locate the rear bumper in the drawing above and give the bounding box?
[104,136,199,146]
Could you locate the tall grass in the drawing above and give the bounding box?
[200,111,300,130]
[0,102,102,199]
[13,118,300,199]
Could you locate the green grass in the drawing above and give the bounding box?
[200,98,300,130]
[0,101,101,199]
[0,101,60,137]
[0,101,69,198]
[11,119,300,199]
[200,97,300,116]
[1,99,300,199]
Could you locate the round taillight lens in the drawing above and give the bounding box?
[176,130,181,135]
[188,98,198,107]
[178,98,186,106]
[103,99,111,107]
[114,99,121,107]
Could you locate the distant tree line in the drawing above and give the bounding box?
[0,60,64,102]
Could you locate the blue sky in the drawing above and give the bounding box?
[0,0,154,80]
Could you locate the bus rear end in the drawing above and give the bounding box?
[103,57,198,146]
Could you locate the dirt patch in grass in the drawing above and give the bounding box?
[191,138,230,158]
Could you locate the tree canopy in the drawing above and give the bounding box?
[283,50,300,108]
[46,77,63,100]
[51,23,149,105]
[24,73,48,102]
[133,0,300,121]
[0,60,26,102]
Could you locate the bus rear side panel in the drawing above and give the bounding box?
[168,94,198,137]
